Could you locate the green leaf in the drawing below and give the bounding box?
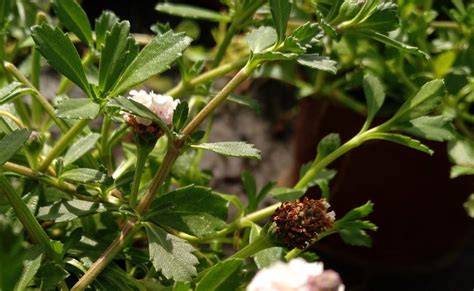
[55,98,100,119]
[0,215,24,291]
[191,141,261,160]
[60,168,107,183]
[155,3,230,22]
[336,201,373,224]
[111,31,192,95]
[0,82,33,105]
[15,246,44,291]
[368,132,433,155]
[316,133,341,161]
[464,194,474,218]
[450,165,474,179]
[247,26,277,54]
[31,24,92,97]
[389,79,446,124]
[448,138,474,167]
[37,199,107,222]
[353,30,429,59]
[53,0,93,46]
[99,21,138,95]
[338,226,372,246]
[271,187,305,201]
[296,54,337,74]
[282,22,323,54]
[242,171,257,207]
[270,0,291,43]
[148,185,228,237]
[144,223,198,281]
[363,73,385,126]
[0,0,13,28]
[228,94,262,113]
[250,224,283,268]
[38,262,68,290]
[0,129,31,166]
[173,101,188,131]
[95,11,120,50]
[397,116,455,142]
[195,259,244,291]
[355,2,399,33]
[63,133,100,165]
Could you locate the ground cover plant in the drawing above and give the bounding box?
[0,0,472,290]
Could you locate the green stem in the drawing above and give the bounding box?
[213,24,239,68]
[100,116,113,175]
[230,233,273,259]
[166,57,247,98]
[39,119,90,172]
[4,62,69,133]
[129,138,154,209]
[0,173,61,262]
[31,12,48,126]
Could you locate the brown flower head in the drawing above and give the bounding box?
[272,197,335,249]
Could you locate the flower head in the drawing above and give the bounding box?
[272,197,335,249]
[246,258,344,291]
[123,90,179,136]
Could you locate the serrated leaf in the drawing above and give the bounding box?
[353,30,429,59]
[282,22,323,54]
[53,0,93,46]
[37,199,107,222]
[15,245,44,291]
[296,54,337,74]
[191,141,261,160]
[63,133,100,165]
[247,26,277,53]
[111,31,192,95]
[339,226,372,246]
[145,223,198,281]
[363,73,385,126]
[55,98,100,119]
[196,259,244,291]
[60,168,107,183]
[0,82,33,105]
[95,11,120,50]
[0,129,31,166]
[355,2,399,33]
[253,51,297,62]
[398,116,455,142]
[148,185,228,237]
[369,132,433,155]
[173,101,188,131]
[156,3,229,22]
[270,0,291,43]
[389,79,446,125]
[31,24,92,97]
[99,21,137,95]
[336,201,374,224]
[271,187,305,201]
[316,133,341,161]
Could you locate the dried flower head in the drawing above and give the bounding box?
[246,258,344,291]
[272,197,335,249]
[123,90,180,137]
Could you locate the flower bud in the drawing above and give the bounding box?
[271,197,335,249]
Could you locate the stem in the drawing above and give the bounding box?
[100,116,113,175]
[31,12,47,126]
[0,173,61,262]
[129,139,153,209]
[230,233,273,259]
[0,110,25,128]
[165,57,247,98]
[4,62,70,133]
[181,61,255,136]
[39,119,90,172]
[213,24,239,68]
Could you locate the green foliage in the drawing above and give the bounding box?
[52,0,93,46]
[95,11,120,50]
[110,31,192,95]
[0,215,24,291]
[63,133,100,165]
[191,141,262,160]
[363,73,385,127]
[271,187,306,202]
[55,98,100,119]
[173,101,189,131]
[247,26,277,53]
[316,133,341,161]
[368,132,433,155]
[0,82,33,105]
[397,116,455,142]
[144,223,198,281]
[156,3,229,23]
[60,168,107,184]
[37,199,107,222]
[15,246,44,291]
[335,201,377,247]
[270,0,292,44]
[195,259,244,291]
[0,129,31,165]
[31,23,92,98]
[250,224,283,268]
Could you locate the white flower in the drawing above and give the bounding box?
[247,258,344,291]
[124,90,180,126]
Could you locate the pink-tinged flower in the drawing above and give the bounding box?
[247,258,344,291]
[123,90,180,126]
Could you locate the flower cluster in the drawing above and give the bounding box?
[272,197,335,249]
[246,258,344,291]
[123,90,179,136]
